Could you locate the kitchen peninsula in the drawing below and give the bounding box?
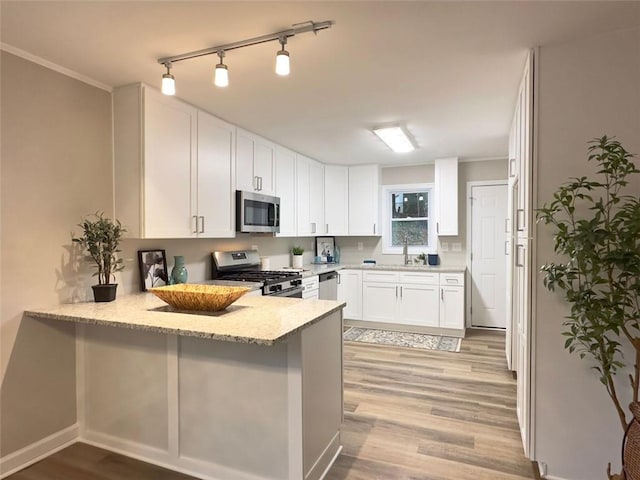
[25,294,345,480]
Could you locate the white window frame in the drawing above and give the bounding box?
[381,183,435,255]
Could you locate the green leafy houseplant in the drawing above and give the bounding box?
[538,136,640,478]
[292,246,304,255]
[73,212,126,301]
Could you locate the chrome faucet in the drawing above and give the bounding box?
[403,236,411,265]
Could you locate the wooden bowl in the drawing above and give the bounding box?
[148,284,251,312]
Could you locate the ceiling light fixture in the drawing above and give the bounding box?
[372,126,416,153]
[214,51,229,87]
[161,62,176,96]
[275,37,290,76]
[158,20,333,95]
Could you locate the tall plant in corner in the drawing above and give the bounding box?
[538,136,640,478]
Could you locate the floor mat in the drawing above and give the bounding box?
[343,327,462,352]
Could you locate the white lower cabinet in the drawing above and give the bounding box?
[338,269,362,320]
[356,269,465,332]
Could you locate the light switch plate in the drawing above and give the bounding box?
[452,242,462,252]
[440,242,449,251]
[357,242,364,251]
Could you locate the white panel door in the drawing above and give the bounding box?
[144,91,197,238]
[338,270,362,320]
[196,111,235,238]
[470,184,508,328]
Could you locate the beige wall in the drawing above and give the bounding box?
[0,52,113,455]
[535,27,640,479]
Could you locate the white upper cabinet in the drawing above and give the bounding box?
[113,84,235,239]
[434,157,459,236]
[236,128,276,196]
[296,154,325,236]
[275,146,297,237]
[324,165,349,236]
[196,111,236,238]
[348,165,380,236]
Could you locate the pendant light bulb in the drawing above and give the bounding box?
[161,63,176,95]
[275,37,290,76]
[214,51,229,87]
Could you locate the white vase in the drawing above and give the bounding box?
[292,254,303,269]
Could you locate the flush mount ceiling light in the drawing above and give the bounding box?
[158,20,333,95]
[372,126,416,153]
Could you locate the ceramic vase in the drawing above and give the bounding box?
[171,256,188,284]
[292,254,303,269]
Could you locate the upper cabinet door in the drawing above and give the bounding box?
[235,129,275,196]
[324,165,349,235]
[275,146,297,237]
[348,165,380,236]
[296,155,312,236]
[197,111,236,238]
[434,157,458,236]
[143,88,198,238]
[308,159,325,235]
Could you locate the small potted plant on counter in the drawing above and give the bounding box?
[73,212,126,302]
[292,245,304,269]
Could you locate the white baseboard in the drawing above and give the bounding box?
[0,423,79,478]
[543,476,571,480]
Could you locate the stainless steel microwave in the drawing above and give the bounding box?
[236,190,280,233]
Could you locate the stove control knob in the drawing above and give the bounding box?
[292,279,302,287]
[269,285,282,293]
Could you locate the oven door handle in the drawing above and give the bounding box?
[268,286,303,298]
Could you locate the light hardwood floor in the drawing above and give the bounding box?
[7,329,535,479]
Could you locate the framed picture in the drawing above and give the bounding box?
[315,236,336,261]
[138,249,169,291]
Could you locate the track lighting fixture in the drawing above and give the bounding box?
[158,20,333,95]
[275,37,290,76]
[161,62,175,96]
[214,51,229,87]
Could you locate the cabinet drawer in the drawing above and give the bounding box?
[399,272,439,285]
[440,273,464,286]
[362,271,400,283]
[302,275,319,291]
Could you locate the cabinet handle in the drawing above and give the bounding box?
[337,274,341,285]
[516,244,525,267]
[326,224,329,234]
[373,223,376,234]
[516,209,525,232]
[312,222,316,234]
[254,176,259,191]
[395,286,398,299]
[509,158,516,177]
[505,218,510,233]
[437,222,439,234]
[199,216,205,234]
[258,176,263,191]
[400,286,403,299]
[441,288,444,301]
[505,240,509,256]
[192,215,198,234]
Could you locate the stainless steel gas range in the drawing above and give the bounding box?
[212,250,303,298]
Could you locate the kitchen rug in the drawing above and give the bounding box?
[343,327,461,352]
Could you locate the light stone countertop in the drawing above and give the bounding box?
[301,263,465,276]
[25,293,345,346]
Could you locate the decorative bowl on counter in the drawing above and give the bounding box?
[148,284,251,312]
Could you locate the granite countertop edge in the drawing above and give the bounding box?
[24,295,346,346]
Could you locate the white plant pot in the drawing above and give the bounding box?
[292,254,303,269]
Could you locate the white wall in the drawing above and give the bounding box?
[535,26,640,479]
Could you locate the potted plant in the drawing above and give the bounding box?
[538,136,640,479]
[292,246,304,269]
[73,212,126,302]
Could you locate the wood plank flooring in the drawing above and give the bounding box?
[7,329,534,480]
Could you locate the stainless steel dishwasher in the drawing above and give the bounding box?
[318,271,339,300]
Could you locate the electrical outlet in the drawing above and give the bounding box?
[440,242,449,252]
[452,242,462,252]
[357,242,363,251]
[251,245,258,251]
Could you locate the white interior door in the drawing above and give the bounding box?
[470,184,508,328]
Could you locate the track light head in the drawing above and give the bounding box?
[161,63,176,96]
[214,51,229,87]
[275,37,290,76]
